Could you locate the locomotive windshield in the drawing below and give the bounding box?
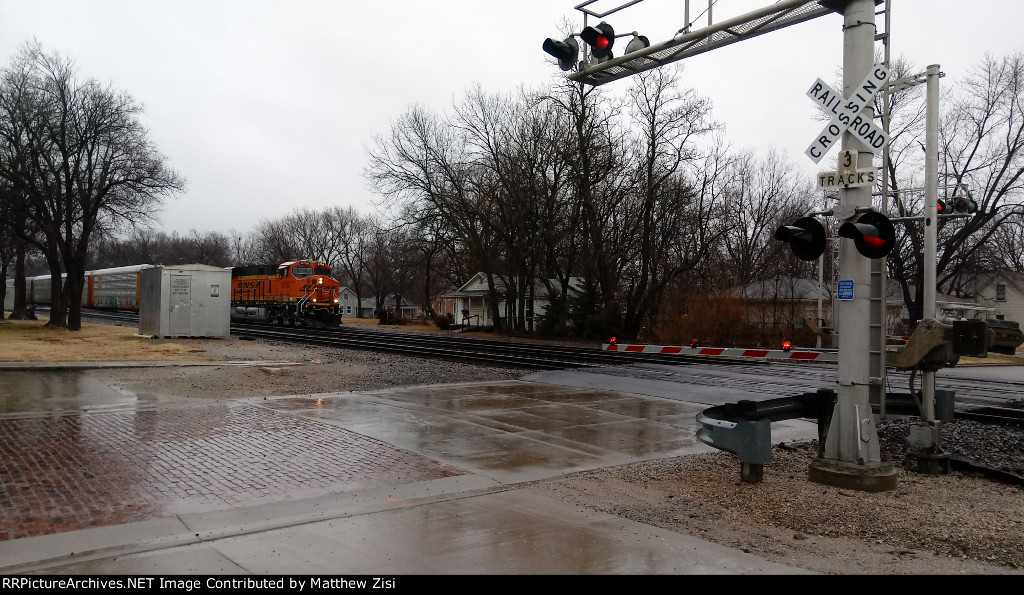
[291,266,313,278]
[314,267,332,277]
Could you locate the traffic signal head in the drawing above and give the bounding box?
[774,216,827,261]
[838,211,896,259]
[580,22,615,62]
[542,37,580,72]
[952,196,978,214]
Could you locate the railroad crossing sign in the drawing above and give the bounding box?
[805,63,890,164]
[817,150,876,189]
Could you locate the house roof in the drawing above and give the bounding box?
[358,294,419,309]
[953,271,1024,296]
[887,280,970,306]
[734,277,831,302]
[443,273,584,299]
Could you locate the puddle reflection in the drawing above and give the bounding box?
[0,370,143,414]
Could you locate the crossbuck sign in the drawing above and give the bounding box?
[805,64,890,164]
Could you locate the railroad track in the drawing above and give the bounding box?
[65,308,764,371]
[67,308,1023,423]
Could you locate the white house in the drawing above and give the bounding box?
[337,287,360,318]
[357,294,420,320]
[966,272,1024,323]
[436,273,582,329]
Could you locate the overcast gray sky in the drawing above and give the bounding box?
[2,0,1021,237]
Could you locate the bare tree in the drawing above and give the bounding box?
[982,213,1024,273]
[88,229,231,268]
[227,228,259,265]
[453,85,576,333]
[393,202,452,319]
[544,77,631,336]
[616,67,722,339]
[718,147,818,286]
[0,41,184,330]
[365,104,503,324]
[885,52,1024,321]
[251,217,301,265]
[329,206,371,305]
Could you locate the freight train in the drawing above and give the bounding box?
[23,260,343,328]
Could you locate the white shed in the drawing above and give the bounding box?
[139,264,232,338]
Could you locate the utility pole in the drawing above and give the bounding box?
[808,0,898,492]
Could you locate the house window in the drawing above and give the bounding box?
[996,284,1006,302]
[346,305,352,314]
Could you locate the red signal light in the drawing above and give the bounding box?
[580,22,615,62]
[691,339,699,348]
[609,337,617,345]
[837,212,896,259]
[937,199,947,214]
[862,234,886,249]
[782,341,792,352]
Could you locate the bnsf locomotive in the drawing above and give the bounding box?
[230,260,342,328]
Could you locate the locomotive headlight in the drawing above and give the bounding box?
[317,277,323,285]
[311,298,317,303]
[333,298,339,304]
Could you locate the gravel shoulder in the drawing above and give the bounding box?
[81,335,1024,575]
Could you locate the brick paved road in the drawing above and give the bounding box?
[0,402,466,541]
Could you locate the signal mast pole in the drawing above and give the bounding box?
[808,0,898,491]
[921,63,941,423]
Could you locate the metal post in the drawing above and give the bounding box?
[873,0,892,422]
[922,64,941,424]
[817,254,824,349]
[808,0,897,492]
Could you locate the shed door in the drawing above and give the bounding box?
[169,275,191,336]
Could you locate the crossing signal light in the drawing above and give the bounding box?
[542,37,579,72]
[952,196,978,214]
[624,33,650,55]
[936,199,947,214]
[838,211,896,259]
[774,217,827,261]
[581,22,615,63]
[782,341,792,352]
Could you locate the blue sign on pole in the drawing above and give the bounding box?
[837,279,854,300]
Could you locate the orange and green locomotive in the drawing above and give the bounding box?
[230,260,342,328]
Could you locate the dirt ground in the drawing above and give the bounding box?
[2,319,1023,575]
